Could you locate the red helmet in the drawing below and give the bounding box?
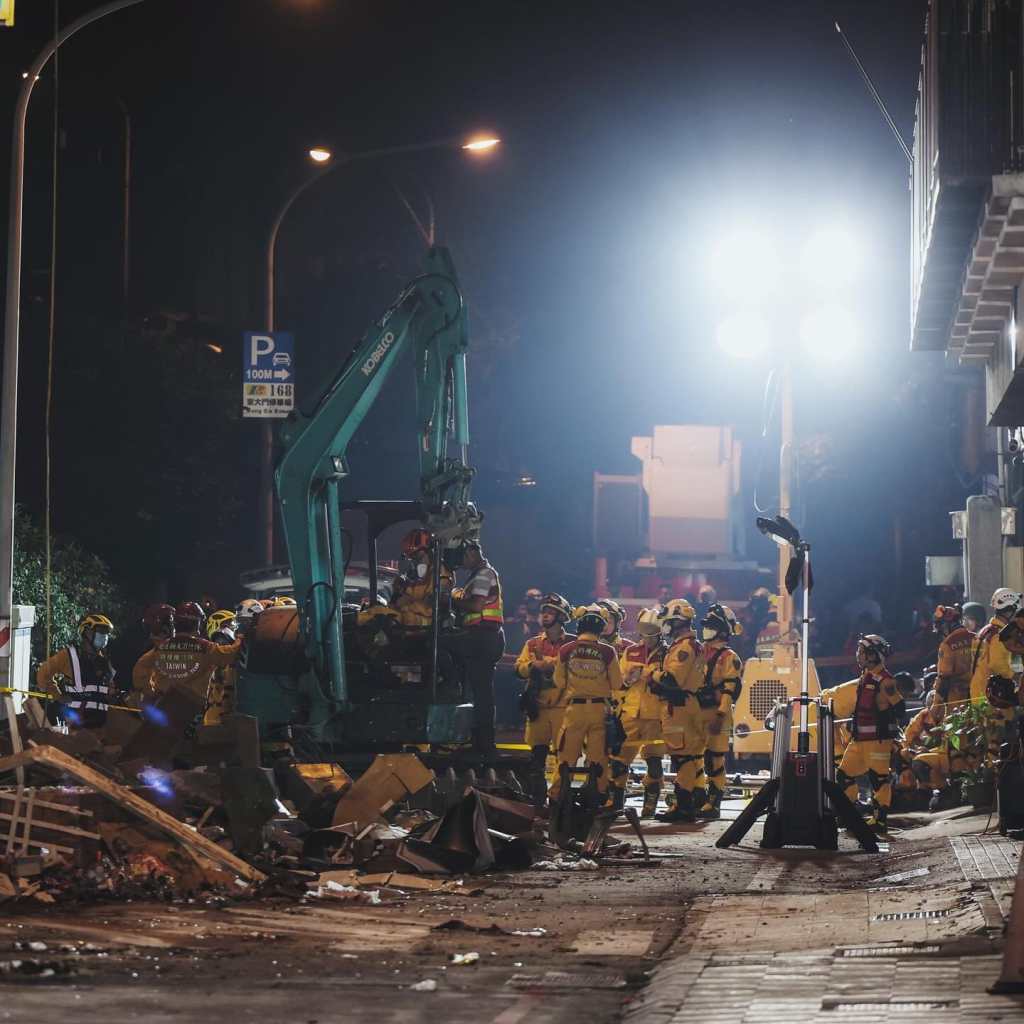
[142,603,174,639]
[401,529,433,557]
[932,604,962,635]
[174,601,206,635]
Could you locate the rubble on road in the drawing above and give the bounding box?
[0,722,653,911]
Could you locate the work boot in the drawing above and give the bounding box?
[697,787,723,820]
[611,786,626,812]
[692,787,707,812]
[867,806,888,834]
[927,789,942,814]
[656,785,696,823]
[641,783,661,819]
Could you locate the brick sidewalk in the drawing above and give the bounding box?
[626,948,1024,1023]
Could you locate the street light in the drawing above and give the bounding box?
[462,137,501,152]
[257,132,501,565]
[710,228,780,301]
[0,0,154,787]
[712,223,862,641]
[715,311,772,360]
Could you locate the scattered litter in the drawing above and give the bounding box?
[307,881,382,905]
[511,928,546,937]
[410,978,438,991]
[450,951,480,966]
[533,858,599,871]
[871,867,930,885]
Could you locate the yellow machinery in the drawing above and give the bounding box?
[731,644,821,767]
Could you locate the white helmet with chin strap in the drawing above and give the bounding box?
[991,587,1021,617]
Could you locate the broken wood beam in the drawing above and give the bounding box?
[0,745,265,883]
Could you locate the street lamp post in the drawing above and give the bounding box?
[257,134,499,565]
[0,0,153,780]
[711,225,860,647]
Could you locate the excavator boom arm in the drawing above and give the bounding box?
[275,247,474,704]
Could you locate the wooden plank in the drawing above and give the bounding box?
[0,791,94,818]
[0,810,101,841]
[0,745,265,883]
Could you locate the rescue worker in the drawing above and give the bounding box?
[970,588,1020,763]
[962,602,986,635]
[391,528,453,628]
[514,592,573,806]
[611,607,667,816]
[548,604,622,805]
[203,610,239,725]
[597,599,633,656]
[836,634,906,832]
[650,599,704,823]
[133,604,175,695]
[969,589,1018,703]
[134,601,241,703]
[933,604,975,713]
[450,540,505,755]
[36,613,116,730]
[902,690,971,807]
[692,603,744,820]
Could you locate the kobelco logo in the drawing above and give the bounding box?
[361,331,396,377]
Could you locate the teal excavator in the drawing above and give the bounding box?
[235,247,495,767]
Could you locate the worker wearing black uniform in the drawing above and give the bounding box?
[450,540,505,755]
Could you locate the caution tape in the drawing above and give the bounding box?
[0,685,142,714]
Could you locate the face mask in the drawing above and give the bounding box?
[416,563,428,580]
[700,627,718,642]
[91,631,110,650]
[660,623,674,638]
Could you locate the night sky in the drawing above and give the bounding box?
[1,1,964,641]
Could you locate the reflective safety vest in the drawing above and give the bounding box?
[65,646,114,712]
[850,668,902,741]
[462,562,504,628]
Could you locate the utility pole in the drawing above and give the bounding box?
[0,0,152,782]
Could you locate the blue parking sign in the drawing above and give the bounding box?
[242,331,294,419]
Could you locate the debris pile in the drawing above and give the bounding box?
[0,701,650,908]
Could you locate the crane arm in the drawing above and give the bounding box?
[274,246,475,704]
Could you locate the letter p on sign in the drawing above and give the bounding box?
[251,334,275,364]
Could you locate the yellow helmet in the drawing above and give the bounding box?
[573,604,610,635]
[661,598,695,625]
[207,610,238,639]
[273,595,297,607]
[78,613,114,638]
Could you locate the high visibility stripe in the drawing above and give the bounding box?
[65,646,112,711]
[464,569,504,627]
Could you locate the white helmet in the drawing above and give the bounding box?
[991,588,1021,615]
[636,607,663,638]
[235,597,265,620]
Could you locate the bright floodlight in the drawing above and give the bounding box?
[799,305,858,361]
[716,311,772,360]
[710,229,779,299]
[800,224,860,290]
[308,147,332,164]
[463,136,501,152]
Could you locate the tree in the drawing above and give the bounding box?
[12,506,127,664]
